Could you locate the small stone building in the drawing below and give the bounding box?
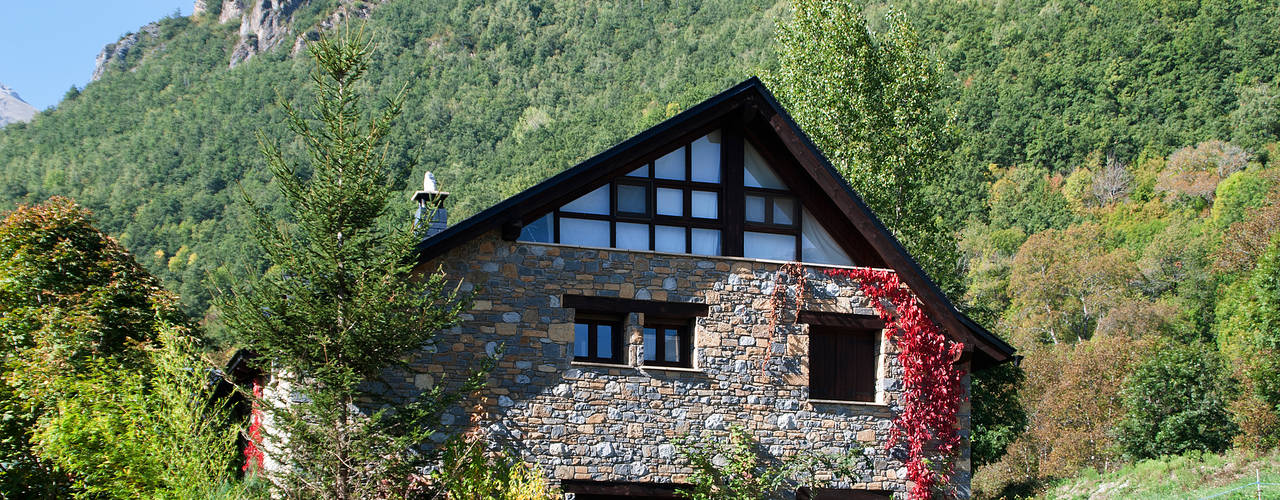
[407,79,1015,499]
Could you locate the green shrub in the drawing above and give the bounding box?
[34,326,246,499]
[426,426,559,500]
[675,425,866,500]
[1118,342,1237,459]
[1211,169,1274,228]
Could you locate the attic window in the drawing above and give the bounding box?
[521,131,726,255]
[512,129,852,266]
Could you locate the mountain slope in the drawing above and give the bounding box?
[0,0,782,324]
[0,0,1275,332]
[0,84,37,127]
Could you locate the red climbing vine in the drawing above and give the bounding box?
[823,267,965,500]
[243,377,265,473]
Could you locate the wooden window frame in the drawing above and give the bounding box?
[743,186,802,259]
[642,319,693,368]
[551,133,727,255]
[539,128,854,265]
[573,314,625,364]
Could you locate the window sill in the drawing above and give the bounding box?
[638,364,703,374]
[808,398,888,408]
[569,361,705,374]
[570,361,630,369]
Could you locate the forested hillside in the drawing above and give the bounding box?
[0,0,782,323]
[2,1,1279,496]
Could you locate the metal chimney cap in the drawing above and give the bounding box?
[412,171,449,205]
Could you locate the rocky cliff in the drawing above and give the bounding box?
[91,0,378,78]
[0,83,38,127]
[90,23,161,82]
[217,0,376,68]
[221,0,303,67]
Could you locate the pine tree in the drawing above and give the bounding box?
[216,28,483,498]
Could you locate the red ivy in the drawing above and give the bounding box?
[243,377,265,473]
[824,268,965,499]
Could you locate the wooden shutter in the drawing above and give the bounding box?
[809,327,878,402]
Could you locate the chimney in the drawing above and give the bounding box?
[413,171,449,238]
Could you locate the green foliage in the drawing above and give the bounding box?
[1118,342,1237,460]
[427,430,559,499]
[987,165,1074,234]
[214,29,484,498]
[970,362,1027,468]
[907,0,1280,173]
[34,327,248,499]
[1211,169,1274,228]
[1045,447,1280,500]
[958,222,1026,318]
[770,0,960,294]
[1214,236,1280,449]
[1005,223,1135,348]
[675,425,866,500]
[0,197,241,498]
[0,197,182,497]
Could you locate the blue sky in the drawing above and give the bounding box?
[1,1,191,110]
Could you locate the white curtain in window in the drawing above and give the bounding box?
[616,222,649,250]
[744,142,786,189]
[655,225,686,253]
[744,231,795,261]
[801,209,853,266]
[655,148,686,180]
[691,130,721,183]
[656,187,683,216]
[773,199,796,225]
[745,194,767,222]
[691,191,718,219]
[691,228,720,255]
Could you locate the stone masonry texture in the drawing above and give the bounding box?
[390,229,974,498]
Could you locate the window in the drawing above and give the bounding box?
[518,131,725,255]
[808,326,878,402]
[573,315,624,364]
[514,131,855,266]
[642,321,692,368]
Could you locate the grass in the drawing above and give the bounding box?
[1046,448,1280,499]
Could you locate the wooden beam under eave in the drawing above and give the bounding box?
[764,112,986,354]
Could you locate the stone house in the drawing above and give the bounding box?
[405,78,1015,499]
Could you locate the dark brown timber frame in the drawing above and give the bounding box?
[560,480,683,498]
[415,78,1015,370]
[562,295,710,319]
[798,311,885,330]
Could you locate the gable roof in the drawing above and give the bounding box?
[416,78,1015,370]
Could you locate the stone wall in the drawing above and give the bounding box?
[392,229,973,497]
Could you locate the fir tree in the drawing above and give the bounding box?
[216,28,483,499]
